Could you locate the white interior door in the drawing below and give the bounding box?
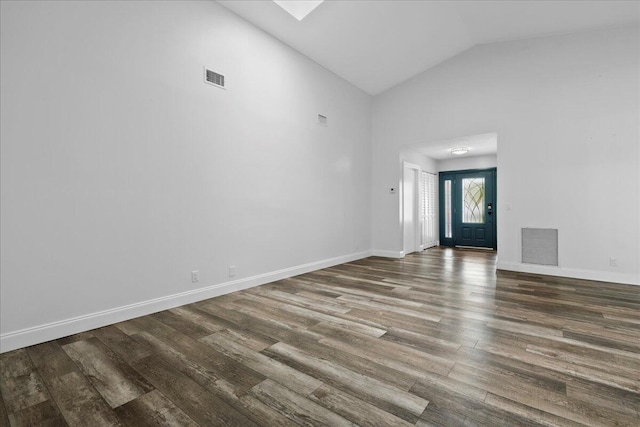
[403,165,419,255]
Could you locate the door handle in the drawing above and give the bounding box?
[487,203,493,215]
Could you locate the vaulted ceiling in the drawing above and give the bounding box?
[218,1,639,95]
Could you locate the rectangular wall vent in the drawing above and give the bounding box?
[522,228,558,266]
[317,114,328,126]
[204,67,225,89]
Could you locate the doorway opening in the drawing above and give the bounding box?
[439,168,497,250]
[403,163,419,255]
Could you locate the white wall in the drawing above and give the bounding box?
[401,147,438,174]
[438,154,497,172]
[372,147,437,258]
[2,3,638,353]
[0,1,372,351]
[372,26,639,285]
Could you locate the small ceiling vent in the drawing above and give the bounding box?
[318,114,328,126]
[204,67,225,89]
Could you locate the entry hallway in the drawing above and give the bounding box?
[1,248,639,426]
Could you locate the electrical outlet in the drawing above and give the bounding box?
[191,270,200,283]
[609,258,617,267]
[229,266,236,277]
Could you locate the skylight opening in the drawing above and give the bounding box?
[273,0,324,21]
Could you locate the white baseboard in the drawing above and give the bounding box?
[496,261,639,286]
[0,250,373,353]
[371,249,405,258]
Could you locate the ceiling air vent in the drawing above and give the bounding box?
[318,114,328,126]
[204,67,225,89]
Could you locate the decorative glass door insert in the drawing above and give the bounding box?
[462,177,485,223]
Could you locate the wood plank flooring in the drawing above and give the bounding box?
[1,247,639,426]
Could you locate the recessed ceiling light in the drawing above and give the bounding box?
[273,0,324,21]
[451,147,469,155]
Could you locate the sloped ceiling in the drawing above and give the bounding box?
[218,0,639,95]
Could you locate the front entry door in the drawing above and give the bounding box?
[439,168,496,249]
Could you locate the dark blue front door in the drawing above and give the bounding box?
[439,168,496,249]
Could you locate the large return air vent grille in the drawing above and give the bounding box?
[204,68,225,89]
[522,228,558,266]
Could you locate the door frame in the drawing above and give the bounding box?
[402,162,421,255]
[439,167,497,249]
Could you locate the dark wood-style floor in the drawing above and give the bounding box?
[1,248,639,426]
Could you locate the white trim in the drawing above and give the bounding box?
[0,250,372,353]
[402,162,420,170]
[372,250,405,258]
[496,261,639,286]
